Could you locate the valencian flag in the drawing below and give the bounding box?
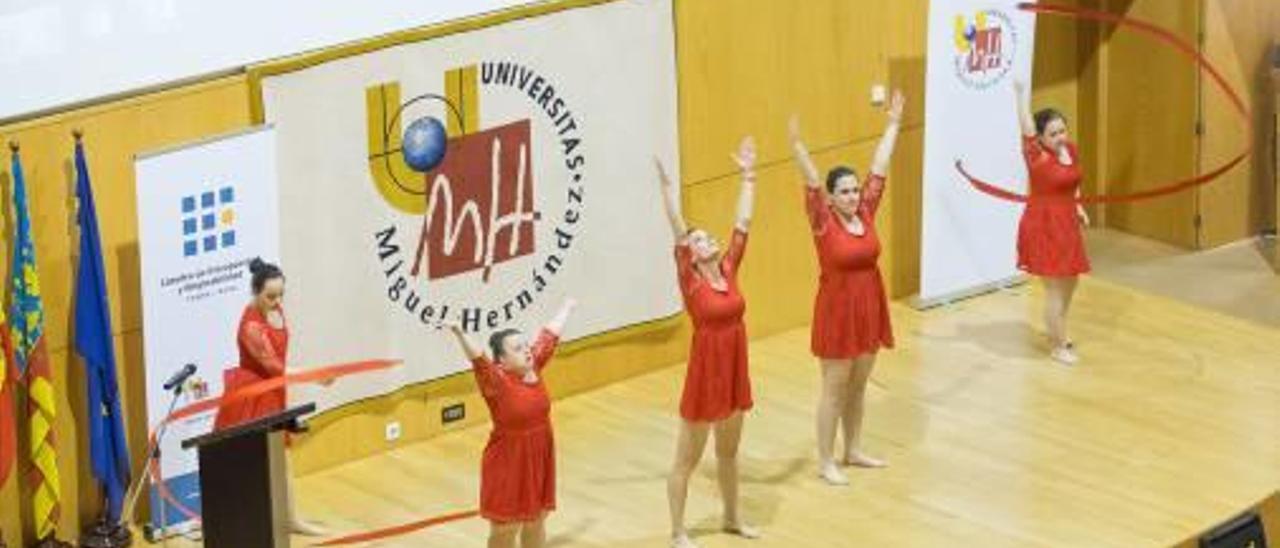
[10,147,61,541]
[73,138,131,522]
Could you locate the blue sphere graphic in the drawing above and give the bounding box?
[402,116,448,173]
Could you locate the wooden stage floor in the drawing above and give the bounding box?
[153,275,1280,547]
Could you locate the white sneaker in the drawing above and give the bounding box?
[671,533,698,548]
[818,462,849,486]
[1050,345,1079,365]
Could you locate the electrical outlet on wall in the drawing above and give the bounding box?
[442,403,465,424]
[385,421,402,442]
[871,84,888,106]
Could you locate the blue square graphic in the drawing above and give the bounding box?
[182,187,240,257]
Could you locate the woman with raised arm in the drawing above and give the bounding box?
[446,298,576,548]
[656,137,761,548]
[1012,80,1090,365]
[789,91,903,486]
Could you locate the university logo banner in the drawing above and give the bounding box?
[259,0,681,411]
[919,0,1038,304]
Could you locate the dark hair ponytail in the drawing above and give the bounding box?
[1034,108,1066,136]
[488,329,521,362]
[825,166,858,193]
[248,258,285,294]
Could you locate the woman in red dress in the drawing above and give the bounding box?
[789,91,904,486]
[446,298,576,548]
[1013,80,1091,365]
[656,137,761,548]
[213,258,325,535]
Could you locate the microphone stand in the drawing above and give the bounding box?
[120,379,187,547]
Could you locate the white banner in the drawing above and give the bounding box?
[260,0,681,411]
[919,0,1037,305]
[135,127,281,532]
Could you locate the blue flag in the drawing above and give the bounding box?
[73,140,131,521]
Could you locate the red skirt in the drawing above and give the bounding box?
[1017,202,1090,277]
[480,424,555,523]
[680,323,753,422]
[811,268,894,359]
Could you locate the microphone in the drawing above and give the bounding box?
[163,364,197,392]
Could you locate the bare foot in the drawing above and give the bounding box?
[723,522,762,539]
[818,461,849,486]
[843,451,888,468]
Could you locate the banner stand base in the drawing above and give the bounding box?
[911,274,1027,310]
[143,522,200,544]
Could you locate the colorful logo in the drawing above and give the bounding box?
[953,10,1017,89]
[185,376,210,401]
[181,186,236,257]
[366,62,586,332]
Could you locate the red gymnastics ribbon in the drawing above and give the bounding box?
[955,2,1253,205]
[146,359,402,522]
[147,358,484,546]
[310,510,482,546]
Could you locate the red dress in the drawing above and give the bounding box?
[674,229,753,422]
[473,329,560,523]
[214,305,288,431]
[1017,135,1091,276]
[807,175,894,359]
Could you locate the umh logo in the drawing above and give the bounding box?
[952,10,1018,90]
[411,119,537,283]
[366,61,587,332]
[182,186,236,257]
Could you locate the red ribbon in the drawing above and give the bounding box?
[145,359,402,523]
[956,2,1253,204]
[144,358,484,545]
[310,510,481,546]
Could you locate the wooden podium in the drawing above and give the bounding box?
[182,404,314,548]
